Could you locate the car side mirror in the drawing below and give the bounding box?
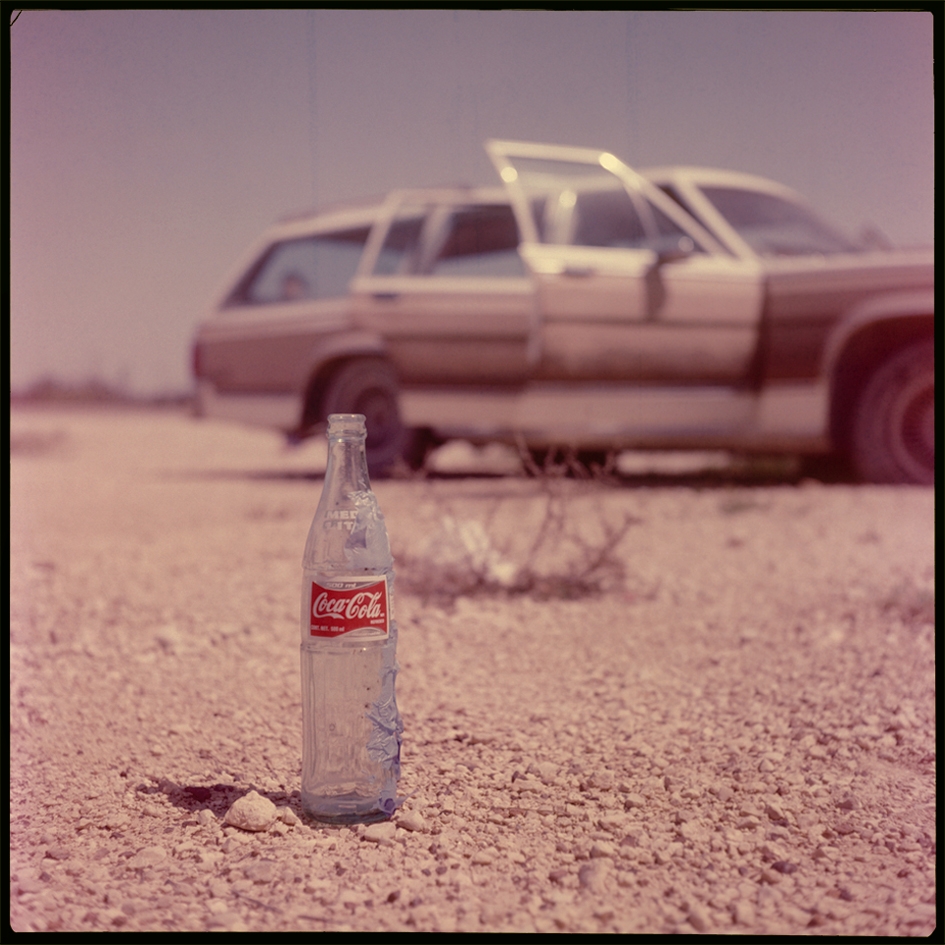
[655,236,695,267]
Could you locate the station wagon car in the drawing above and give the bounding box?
[192,140,934,483]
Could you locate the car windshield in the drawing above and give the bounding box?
[700,186,859,257]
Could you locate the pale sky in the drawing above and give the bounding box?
[9,9,934,394]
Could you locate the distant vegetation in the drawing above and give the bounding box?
[10,376,193,407]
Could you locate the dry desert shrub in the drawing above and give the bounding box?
[393,458,640,604]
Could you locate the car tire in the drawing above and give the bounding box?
[321,359,408,478]
[850,339,934,485]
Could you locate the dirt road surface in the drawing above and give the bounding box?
[9,407,936,933]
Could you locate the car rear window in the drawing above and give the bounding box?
[226,227,370,306]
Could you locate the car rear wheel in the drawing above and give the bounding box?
[321,359,408,478]
[850,339,934,485]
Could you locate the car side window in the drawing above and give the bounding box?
[567,188,703,254]
[568,187,648,249]
[372,211,427,275]
[228,228,370,306]
[646,200,706,255]
[428,205,524,277]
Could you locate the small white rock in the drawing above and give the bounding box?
[578,859,610,892]
[688,904,709,932]
[527,761,559,783]
[223,790,277,832]
[362,821,397,844]
[128,846,167,869]
[590,840,616,858]
[586,770,615,790]
[733,899,756,925]
[397,809,426,832]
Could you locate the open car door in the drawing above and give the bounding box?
[486,140,765,384]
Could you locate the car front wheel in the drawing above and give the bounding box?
[850,339,934,485]
[321,359,408,478]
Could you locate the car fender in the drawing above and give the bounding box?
[299,330,390,427]
[820,288,935,380]
[306,329,388,374]
[816,288,934,452]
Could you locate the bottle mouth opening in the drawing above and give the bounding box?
[327,413,367,436]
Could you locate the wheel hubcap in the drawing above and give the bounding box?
[890,375,934,483]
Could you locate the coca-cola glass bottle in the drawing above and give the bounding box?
[300,413,402,823]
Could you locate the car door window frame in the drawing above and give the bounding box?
[487,140,724,257]
[359,189,529,282]
[424,203,525,278]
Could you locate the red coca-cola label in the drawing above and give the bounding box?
[309,579,389,637]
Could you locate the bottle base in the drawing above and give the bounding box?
[301,791,395,825]
[301,808,392,826]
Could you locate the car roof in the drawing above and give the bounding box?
[640,165,805,202]
[270,185,512,235]
[266,168,804,243]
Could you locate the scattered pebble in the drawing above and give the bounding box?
[733,899,756,926]
[223,791,277,833]
[687,904,709,931]
[127,847,168,870]
[590,841,616,859]
[396,809,426,833]
[362,822,396,845]
[578,860,610,892]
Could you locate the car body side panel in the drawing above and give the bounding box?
[761,253,935,380]
[196,298,352,393]
[399,381,829,452]
[530,250,764,382]
[350,275,535,385]
[538,322,762,383]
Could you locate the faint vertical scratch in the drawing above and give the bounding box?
[625,13,637,161]
[305,9,318,208]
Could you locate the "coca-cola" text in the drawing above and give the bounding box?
[309,579,389,637]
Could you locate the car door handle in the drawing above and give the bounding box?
[562,265,594,277]
[372,292,400,301]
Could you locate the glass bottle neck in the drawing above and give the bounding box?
[324,414,371,499]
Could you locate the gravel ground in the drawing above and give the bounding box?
[9,406,936,934]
